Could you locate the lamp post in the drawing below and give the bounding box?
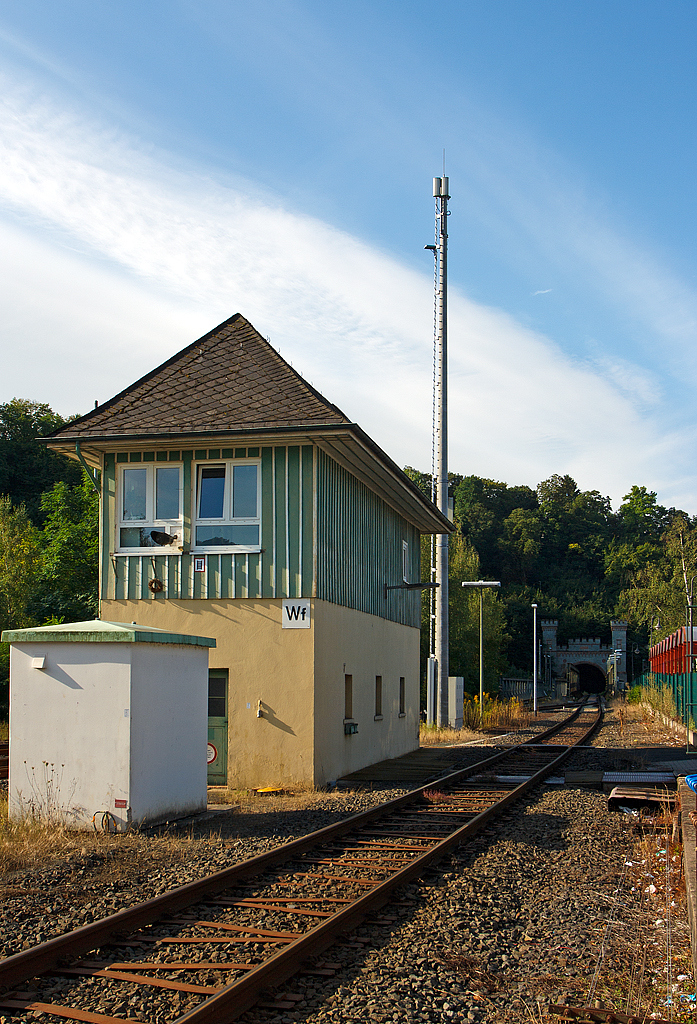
[531,603,538,716]
[462,581,501,721]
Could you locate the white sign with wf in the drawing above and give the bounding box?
[282,599,311,628]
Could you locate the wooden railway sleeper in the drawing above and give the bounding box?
[0,701,600,1024]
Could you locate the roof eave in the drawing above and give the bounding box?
[46,425,451,535]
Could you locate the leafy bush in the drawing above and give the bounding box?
[626,685,642,704]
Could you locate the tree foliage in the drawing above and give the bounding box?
[412,466,694,682]
[619,513,697,644]
[0,401,95,705]
[420,533,508,697]
[0,399,81,525]
[0,496,41,630]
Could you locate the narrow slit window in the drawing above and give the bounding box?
[375,675,382,718]
[344,675,353,720]
[208,671,227,719]
[399,677,406,715]
[402,540,409,583]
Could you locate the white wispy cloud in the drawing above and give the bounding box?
[0,72,693,510]
[458,124,697,377]
[532,288,552,296]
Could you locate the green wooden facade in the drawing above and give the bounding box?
[315,449,420,627]
[102,443,420,627]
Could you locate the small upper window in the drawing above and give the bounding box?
[402,540,409,583]
[194,461,261,551]
[118,464,182,550]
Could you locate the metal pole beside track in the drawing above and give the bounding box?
[532,602,538,715]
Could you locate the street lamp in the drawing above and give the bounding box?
[531,603,538,716]
[462,580,501,721]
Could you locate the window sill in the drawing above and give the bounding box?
[373,714,383,722]
[191,548,262,555]
[398,712,406,718]
[115,549,183,556]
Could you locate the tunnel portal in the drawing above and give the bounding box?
[576,662,606,694]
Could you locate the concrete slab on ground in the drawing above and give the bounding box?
[651,758,697,775]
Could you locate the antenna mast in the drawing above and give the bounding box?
[429,173,450,726]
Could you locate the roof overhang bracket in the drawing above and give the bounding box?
[384,581,439,599]
[75,443,101,494]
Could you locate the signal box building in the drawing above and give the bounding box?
[48,314,451,789]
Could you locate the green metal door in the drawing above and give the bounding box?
[207,669,228,785]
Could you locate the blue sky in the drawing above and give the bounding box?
[0,1,696,510]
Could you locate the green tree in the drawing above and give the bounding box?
[0,496,41,630]
[0,496,42,712]
[620,513,697,644]
[618,485,672,545]
[536,473,579,511]
[28,475,99,624]
[0,399,82,524]
[420,533,508,703]
[449,535,508,692]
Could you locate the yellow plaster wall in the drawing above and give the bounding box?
[312,600,420,785]
[101,599,315,789]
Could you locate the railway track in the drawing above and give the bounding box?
[0,700,602,1024]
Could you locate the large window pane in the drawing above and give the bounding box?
[123,469,147,521]
[233,464,258,518]
[120,527,160,547]
[198,466,225,518]
[196,524,259,546]
[156,467,180,520]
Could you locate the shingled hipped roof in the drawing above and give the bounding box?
[48,314,451,534]
[53,314,350,438]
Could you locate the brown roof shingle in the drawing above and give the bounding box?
[51,314,350,440]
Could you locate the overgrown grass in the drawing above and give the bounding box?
[641,677,678,720]
[207,786,360,813]
[0,784,358,876]
[420,695,531,745]
[0,796,227,877]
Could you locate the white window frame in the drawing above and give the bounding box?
[192,459,262,553]
[116,463,183,553]
[402,540,409,583]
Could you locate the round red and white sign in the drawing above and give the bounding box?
[207,742,217,765]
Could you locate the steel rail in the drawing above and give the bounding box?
[175,704,602,1024]
[0,701,600,1004]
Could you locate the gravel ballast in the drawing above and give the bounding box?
[0,701,693,1023]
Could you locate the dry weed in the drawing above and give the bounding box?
[437,952,503,993]
[420,696,532,745]
[419,725,481,746]
[212,786,362,815]
[0,796,228,878]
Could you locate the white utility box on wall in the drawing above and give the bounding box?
[1,620,216,830]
